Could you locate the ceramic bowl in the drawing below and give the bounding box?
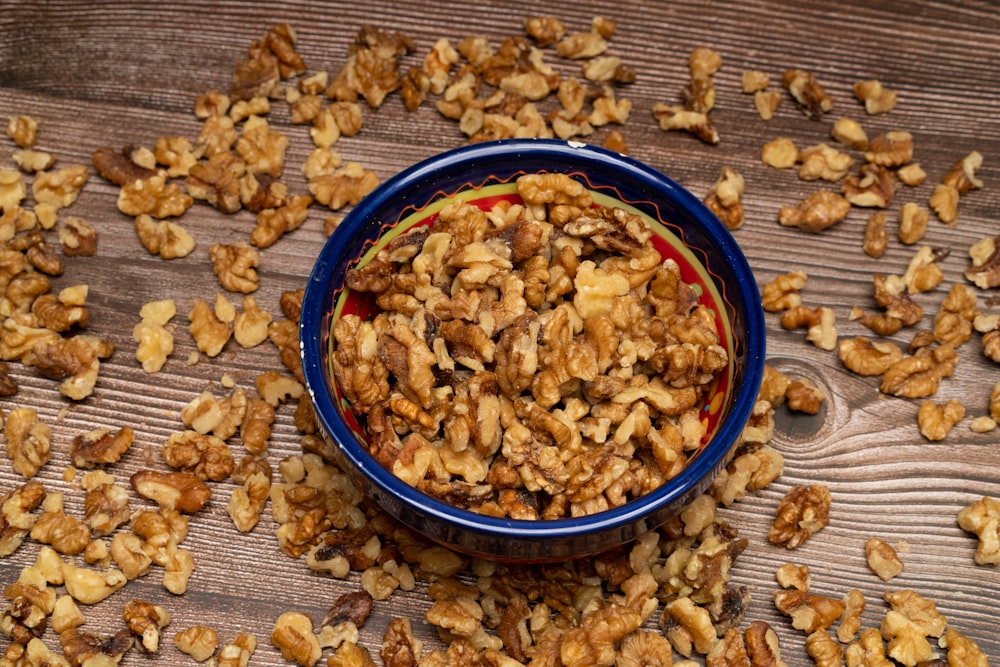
[300,138,765,562]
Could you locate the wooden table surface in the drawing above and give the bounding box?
[1,1,998,665]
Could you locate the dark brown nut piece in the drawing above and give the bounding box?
[842,162,896,208]
[782,68,833,118]
[873,273,923,327]
[773,589,845,634]
[210,243,260,293]
[174,625,219,662]
[82,473,131,535]
[703,166,745,230]
[92,145,159,185]
[785,378,824,415]
[186,151,246,213]
[865,131,913,167]
[70,426,135,468]
[964,235,1000,289]
[778,190,850,232]
[880,344,957,398]
[322,591,374,629]
[4,407,52,478]
[123,599,171,652]
[769,484,831,549]
[862,210,887,258]
[942,150,984,195]
[31,291,87,332]
[865,537,903,581]
[838,336,904,376]
[0,480,46,556]
[0,360,17,396]
[60,627,134,667]
[26,335,113,401]
[58,217,98,257]
[130,470,211,513]
[744,621,788,667]
[24,240,64,276]
[957,495,1000,565]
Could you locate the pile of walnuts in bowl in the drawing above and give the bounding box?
[333,172,729,520]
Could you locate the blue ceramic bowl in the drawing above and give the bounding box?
[300,139,765,562]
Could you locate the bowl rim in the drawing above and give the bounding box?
[300,138,765,550]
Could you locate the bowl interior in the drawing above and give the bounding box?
[301,139,764,560]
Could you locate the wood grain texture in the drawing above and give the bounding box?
[1,0,999,664]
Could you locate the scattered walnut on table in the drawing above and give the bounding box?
[830,116,868,151]
[4,407,52,479]
[209,243,260,293]
[778,189,850,232]
[174,625,219,662]
[842,162,896,208]
[134,214,196,259]
[782,68,833,118]
[70,426,134,468]
[773,588,846,634]
[122,599,171,653]
[957,495,1000,565]
[880,343,957,398]
[964,235,1000,289]
[702,166,745,230]
[798,143,854,182]
[129,470,211,513]
[118,172,193,219]
[744,620,788,667]
[761,270,806,312]
[862,210,887,258]
[769,484,831,549]
[897,201,929,245]
[780,305,837,350]
[33,164,89,210]
[6,115,38,148]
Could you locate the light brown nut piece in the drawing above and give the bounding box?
[308,161,379,210]
[82,473,131,535]
[880,610,933,666]
[134,298,176,372]
[775,562,810,591]
[977,314,1000,364]
[216,633,257,667]
[57,216,97,257]
[934,282,978,347]
[773,589,845,633]
[964,235,1000,289]
[61,559,128,604]
[7,115,38,148]
[130,470,211,513]
[897,202,929,245]
[769,484,831,549]
[943,627,990,666]
[881,344,957,398]
[865,538,903,581]
[798,143,854,182]
[761,271,806,312]
[250,194,312,249]
[29,506,91,555]
[188,297,233,357]
[652,104,719,144]
[805,629,842,667]
[118,172,193,219]
[929,182,959,225]
[4,407,52,478]
[754,90,783,120]
[271,611,321,667]
[557,30,608,59]
[863,210,887,258]
[830,117,868,150]
[942,150,984,194]
[838,336,904,376]
[33,165,89,209]
[703,166,745,230]
[174,625,219,662]
[780,305,837,350]
[236,115,288,177]
[778,190,850,232]
[13,149,56,174]
[741,70,769,93]
[896,162,927,187]
[0,480,47,557]
[210,243,260,293]
[884,589,947,638]
[836,589,866,644]
[957,495,1000,565]
[782,68,833,118]
[134,214,196,259]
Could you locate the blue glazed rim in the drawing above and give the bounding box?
[300,138,765,561]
